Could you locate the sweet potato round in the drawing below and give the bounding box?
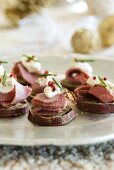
[77,99,114,114]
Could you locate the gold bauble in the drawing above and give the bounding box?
[99,16,114,47]
[71,28,101,54]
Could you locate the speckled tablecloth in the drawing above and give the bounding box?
[0,140,114,170]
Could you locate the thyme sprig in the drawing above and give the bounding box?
[0,61,8,64]
[2,71,7,86]
[74,58,95,63]
[98,76,107,88]
[23,54,40,62]
[52,78,63,91]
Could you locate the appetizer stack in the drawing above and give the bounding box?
[0,60,31,117]
[28,78,76,126]
[75,76,114,114]
[12,54,42,85]
[0,54,114,126]
[61,58,93,91]
[61,58,114,114]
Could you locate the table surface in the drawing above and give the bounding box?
[0,140,114,170]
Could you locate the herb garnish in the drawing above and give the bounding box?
[98,76,107,88]
[2,71,7,86]
[37,73,57,77]
[74,58,95,62]
[0,61,8,64]
[23,54,40,62]
[52,78,63,91]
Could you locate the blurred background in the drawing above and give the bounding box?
[0,0,114,57]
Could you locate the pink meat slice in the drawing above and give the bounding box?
[32,82,45,94]
[90,85,114,103]
[75,84,114,103]
[12,81,32,104]
[74,84,92,99]
[32,93,67,113]
[0,87,16,102]
[32,105,63,113]
[12,62,37,85]
[33,110,59,116]
[0,81,32,106]
[66,68,89,85]
[32,93,66,105]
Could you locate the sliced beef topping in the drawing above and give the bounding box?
[75,84,114,103]
[66,68,89,85]
[90,85,114,103]
[12,80,32,104]
[75,84,92,100]
[33,110,59,117]
[32,93,67,113]
[12,62,37,85]
[32,93,66,105]
[0,86,15,102]
[0,81,32,106]
[32,106,63,114]
[32,82,45,94]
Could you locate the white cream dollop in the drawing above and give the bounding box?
[21,57,41,73]
[73,62,93,76]
[44,84,62,98]
[105,80,114,94]
[0,75,16,93]
[87,77,99,86]
[36,72,54,86]
[0,65,5,77]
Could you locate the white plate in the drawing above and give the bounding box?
[1,55,114,146]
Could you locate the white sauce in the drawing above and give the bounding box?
[87,76,114,94]
[44,84,62,98]
[73,62,93,76]
[21,57,41,73]
[106,80,114,94]
[0,75,16,93]
[36,72,54,86]
[87,77,99,86]
[0,65,4,77]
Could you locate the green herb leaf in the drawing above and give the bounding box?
[23,54,40,63]
[52,78,63,91]
[33,59,40,62]
[23,54,30,58]
[37,73,57,77]
[2,71,7,86]
[0,61,8,64]
[74,58,95,62]
[98,76,107,88]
